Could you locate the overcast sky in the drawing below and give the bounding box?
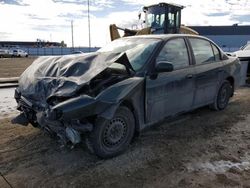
[1,0,250,47]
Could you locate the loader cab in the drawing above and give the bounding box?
[143,3,183,34]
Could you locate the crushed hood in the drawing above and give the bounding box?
[18,52,129,104]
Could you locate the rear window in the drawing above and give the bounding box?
[189,38,215,64]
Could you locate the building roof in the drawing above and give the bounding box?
[189,25,250,35]
[144,2,184,9]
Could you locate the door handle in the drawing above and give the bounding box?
[218,69,223,73]
[186,74,193,79]
[197,74,207,79]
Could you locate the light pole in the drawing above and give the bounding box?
[87,0,91,52]
[71,20,74,49]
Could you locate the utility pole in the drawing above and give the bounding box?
[87,0,91,52]
[71,20,74,49]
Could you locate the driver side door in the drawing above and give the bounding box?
[145,37,195,124]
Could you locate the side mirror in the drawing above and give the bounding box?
[222,53,229,60]
[155,61,174,73]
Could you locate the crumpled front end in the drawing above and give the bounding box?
[12,88,95,145]
[12,73,144,146]
[12,51,144,146]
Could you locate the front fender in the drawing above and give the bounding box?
[52,77,144,120]
[96,77,144,119]
[52,95,110,120]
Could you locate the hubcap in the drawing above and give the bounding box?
[220,88,227,102]
[103,117,128,147]
[218,85,230,108]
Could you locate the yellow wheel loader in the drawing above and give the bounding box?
[110,2,198,41]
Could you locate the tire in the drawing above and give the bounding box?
[210,80,232,111]
[86,106,135,158]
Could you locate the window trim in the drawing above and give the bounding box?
[210,42,221,62]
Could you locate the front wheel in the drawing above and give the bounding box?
[86,106,135,158]
[210,80,232,111]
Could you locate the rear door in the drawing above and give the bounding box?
[145,37,195,123]
[188,37,224,107]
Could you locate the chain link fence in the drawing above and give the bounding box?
[22,47,100,56]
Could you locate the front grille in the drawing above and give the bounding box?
[17,97,38,122]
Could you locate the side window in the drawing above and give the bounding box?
[189,38,215,64]
[211,44,221,61]
[156,38,189,70]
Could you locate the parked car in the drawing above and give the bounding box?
[13,49,28,57]
[71,51,84,54]
[12,34,241,158]
[234,43,250,60]
[233,43,250,84]
[0,49,13,58]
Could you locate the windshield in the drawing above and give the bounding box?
[145,6,166,28]
[147,13,165,29]
[243,44,250,51]
[98,38,161,71]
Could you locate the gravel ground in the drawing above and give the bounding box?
[1,87,250,188]
[0,57,36,78]
[1,57,250,188]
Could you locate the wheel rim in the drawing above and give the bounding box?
[103,117,128,148]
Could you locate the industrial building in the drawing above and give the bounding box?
[0,41,64,48]
[0,41,99,56]
[190,25,250,51]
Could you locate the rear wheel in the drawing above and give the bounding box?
[210,80,232,111]
[86,106,135,158]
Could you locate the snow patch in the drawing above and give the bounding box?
[0,88,18,119]
[186,160,250,173]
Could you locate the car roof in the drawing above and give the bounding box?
[122,34,210,41]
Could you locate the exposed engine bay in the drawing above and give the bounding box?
[75,66,129,98]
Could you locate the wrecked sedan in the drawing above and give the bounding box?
[12,34,241,158]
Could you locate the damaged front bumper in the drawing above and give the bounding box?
[12,89,97,145]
